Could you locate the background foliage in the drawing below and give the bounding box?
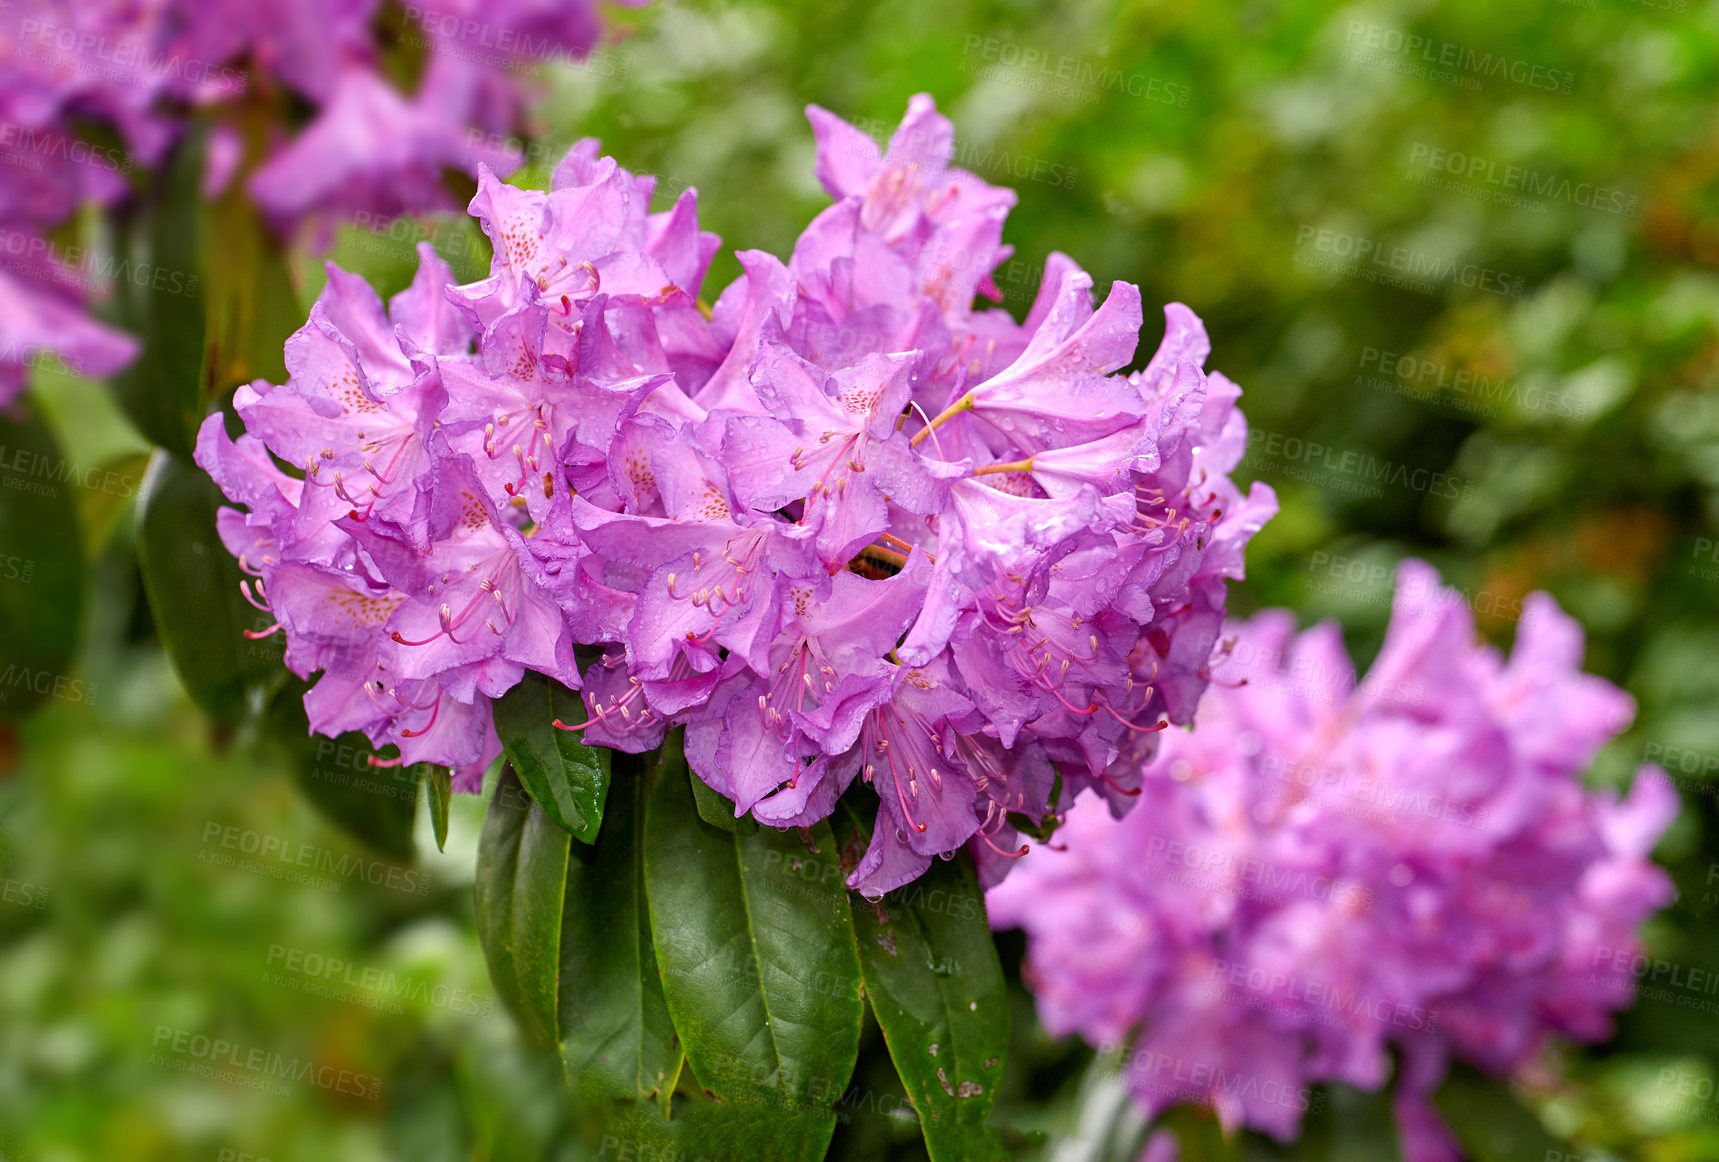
[4,0,1718,1157]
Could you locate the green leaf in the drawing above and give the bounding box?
[386,1064,473,1162]
[1431,1065,1569,1162]
[107,113,297,453]
[428,765,453,853]
[199,161,297,403]
[1242,1082,1400,1161]
[593,1101,681,1159]
[493,671,611,843]
[599,1090,839,1161]
[135,448,283,723]
[643,739,861,1143]
[558,749,683,1113]
[834,799,1011,1161]
[691,769,758,835]
[671,1104,840,1159]
[1159,1104,1244,1162]
[106,133,206,459]
[72,451,150,560]
[475,766,571,1049]
[267,680,420,859]
[0,406,85,721]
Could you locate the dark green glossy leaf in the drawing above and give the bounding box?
[493,671,610,843]
[267,680,419,859]
[598,1093,838,1162]
[0,406,84,721]
[675,1103,840,1159]
[135,448,282,723]
[428,764,452,853]
[475,766,571,1049]
[559,751,682,1112]
[644,741,861,1134]
[834,800,1010,1161]
[691,769,758,835]
[591,1101,680,1159]
[106,133,205,459]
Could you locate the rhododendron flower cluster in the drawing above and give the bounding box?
[989,560,1677,1161]
[195,95,1276,894]
[0,1,150,404]
[0,0,633,403]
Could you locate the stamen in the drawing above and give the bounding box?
[1041,680,1099,717]
[877,532,931,561]
[907,395,964,454]
[399,692,444,737]
[1101,701,1170,734]
[974,457,1034,477]
[975,828,1030,859]
[239,579,272,612]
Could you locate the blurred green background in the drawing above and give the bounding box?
[5,0,1719,1157]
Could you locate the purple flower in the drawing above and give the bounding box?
[169,0,378,106]
[0,0,636,398]
[248,65,519,229]
[224,0,636,230]
[989,561,1677,1158]
[0,264,137,407]
[0,0,158,398]
[198,95,1273,890]
[1,0,642,252]
[721,345,944,570]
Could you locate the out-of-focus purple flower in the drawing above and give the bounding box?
[409,0,641,133]
[169,0,375,107]
[0,0,182,163]
[231,0,642,231]
[247,65,517,228]
[0,264,137,407]
[0,2,159,397]
[198,95,1273,889]
[0,0,643,394]
[989,560,1678,1158]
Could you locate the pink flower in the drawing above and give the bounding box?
[198,95,1274,889]
[990,561,1677,1157]
[0,264,136,407]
